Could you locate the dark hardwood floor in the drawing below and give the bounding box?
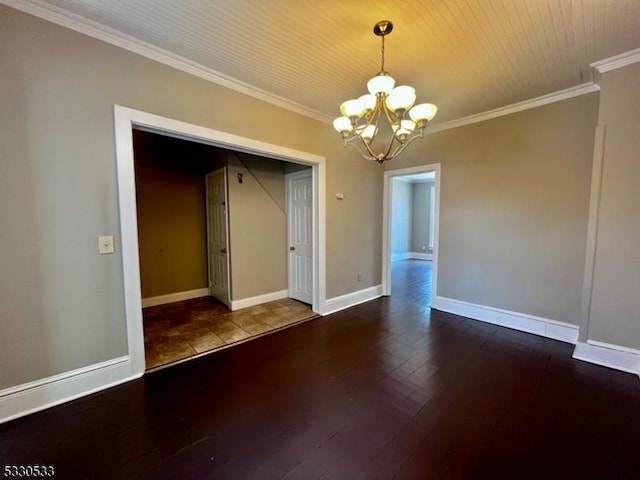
[2,260,639,479]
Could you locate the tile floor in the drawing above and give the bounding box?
[143,296,317,370]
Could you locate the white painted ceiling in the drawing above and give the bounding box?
[396,172,436,183]
[22,0,640,125]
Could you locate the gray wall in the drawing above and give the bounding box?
[227,153,287,300]
[391,179,413,255]
[392,180,434,256]
[0,6,382,389]
[411,181,434,253]
[387,94,599,326]
[586,62,640,349]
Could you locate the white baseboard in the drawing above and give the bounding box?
[142,287,209,308]
[431,296,579,344]
[409,252,433,261]
[0,356,141,424]
[392,252,433,261]
[322,285,383,316]
[230,289,288,311]
[573,341,640,377]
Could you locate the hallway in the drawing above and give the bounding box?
[390,258,433,304]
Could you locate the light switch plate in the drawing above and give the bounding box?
[98,235,115,254]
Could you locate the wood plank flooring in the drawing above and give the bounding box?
[1,260,639,479]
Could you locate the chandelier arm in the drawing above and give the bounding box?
[382,134,400,162]
[361,105,381,131]
[360,134,386,162]
[381,99,400,128]
[380,95,398,125]
[343,136,378,162]
[389,140,409,160]
[389,130,425,159]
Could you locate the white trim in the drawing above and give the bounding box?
[114,107,147,376]
[579,125,606,339]
[588,339,640,356]
[141,288,209,308]
[383,164,441,298]
[427,83,600,134]
[573,341,640,377]
[0,356,139,424]
[428,183,436,249]
[114,105,326,380]
[1,0,330,124]
[230,289,288,311]
[391,252,433,262]
[321,285,383,316]
[591,48,640,74]
[431,296,580,344]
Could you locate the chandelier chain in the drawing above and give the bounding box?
[380,34,385,72]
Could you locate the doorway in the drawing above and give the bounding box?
[286,170,313,304]
[114,105,326,376]
[133,134,319,369]
[206,168,231,307]
[382,164,441,300]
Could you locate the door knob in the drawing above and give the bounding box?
[220,248,227,253]
[289,246,295,251]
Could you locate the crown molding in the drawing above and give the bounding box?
[590,47,640,74]
[427,82,600,134]
[1,0,332,124]
[7,0,638,135]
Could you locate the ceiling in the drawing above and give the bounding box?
[19,0,640,125]
[395,172,436,183]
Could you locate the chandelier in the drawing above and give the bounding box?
[333,20,438,164]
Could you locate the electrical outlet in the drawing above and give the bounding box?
[98,235,115,254]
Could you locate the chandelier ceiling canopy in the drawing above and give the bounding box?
[333,20,438,164]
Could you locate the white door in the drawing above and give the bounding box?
[206,168,231,307]
[287,170,313,304]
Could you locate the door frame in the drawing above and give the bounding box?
[286,169,313,303]
[382,163,441,297]
[205,167,231,307]
[114,105,326,375]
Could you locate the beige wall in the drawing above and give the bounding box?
[0,6,382,389]
[325,141,383,296]
[133,130,224,298]
[411,181,434,253]
[227,153,288,300]
[235,152,286,211]
[586,62,640,349]
[391,179,413,255]
[387,94,599,325]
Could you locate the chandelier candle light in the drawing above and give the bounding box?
[333,20,438,163]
